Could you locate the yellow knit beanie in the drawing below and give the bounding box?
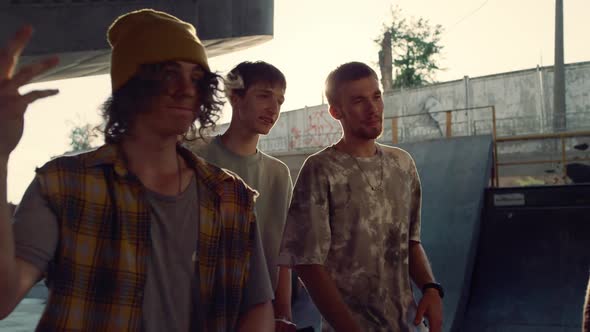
[107,9,210,92]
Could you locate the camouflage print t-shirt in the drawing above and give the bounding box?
[278,143,425,332]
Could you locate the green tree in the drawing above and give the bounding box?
[68,123,97,152]
[377,7,444,90]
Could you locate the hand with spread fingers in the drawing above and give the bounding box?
[0,25,59,159]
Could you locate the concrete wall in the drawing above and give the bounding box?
[384,61,590,138]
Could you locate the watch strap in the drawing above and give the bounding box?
[422,282,444,298]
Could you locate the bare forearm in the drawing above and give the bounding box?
[296,264,362,332]
[0,25,59,319]
[409,241,436,288]
[0,158,18,316]
[237,301,274,332]
[0,160,16,280]
[274,266,292,319]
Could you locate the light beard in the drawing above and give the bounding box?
[352,125,383,140]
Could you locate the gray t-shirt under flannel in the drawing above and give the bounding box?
[13,175,272,332]
[279,144,424,332]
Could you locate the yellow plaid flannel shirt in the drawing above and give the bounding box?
[34,144,258,332]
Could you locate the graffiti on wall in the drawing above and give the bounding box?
[289,106,341,150]
[399,95,446,140]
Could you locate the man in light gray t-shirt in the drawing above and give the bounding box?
[194,61,323,331]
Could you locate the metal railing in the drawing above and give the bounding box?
[386,105,501,186]
[387,106,498,144]
[386,106,590,187]
[495,131,590,186]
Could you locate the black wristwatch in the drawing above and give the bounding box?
[422,282,444,299]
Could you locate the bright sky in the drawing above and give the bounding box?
[7,0,589,203]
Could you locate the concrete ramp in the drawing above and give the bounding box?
[462,185,590,331]
[397,135,494,332]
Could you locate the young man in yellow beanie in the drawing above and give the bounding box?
[0,9,274,332]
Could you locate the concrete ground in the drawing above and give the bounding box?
[1,295,322,331]
[1,280,323,331]
[0,299,44,332]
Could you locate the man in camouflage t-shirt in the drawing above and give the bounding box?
[278,62,443,332]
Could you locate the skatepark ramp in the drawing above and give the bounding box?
[400,135,589,331]
[398,135,494,332]
[462,184,590,331]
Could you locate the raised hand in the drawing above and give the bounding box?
[0,25,59,158]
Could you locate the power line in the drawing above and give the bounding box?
[447,0,490,32]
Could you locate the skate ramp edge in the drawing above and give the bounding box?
[397,135,493,332]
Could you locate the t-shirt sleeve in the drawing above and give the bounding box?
[240,219,274,313]
[12,176,59,273]
[278,158,331,266]
[409,156,422,242]
[286,168,294,206]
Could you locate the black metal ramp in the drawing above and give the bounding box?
[462,185,590,331]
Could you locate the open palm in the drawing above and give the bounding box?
[0,25,59,158]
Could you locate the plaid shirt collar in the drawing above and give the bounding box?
[83,143,232,196]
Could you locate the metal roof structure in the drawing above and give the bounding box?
[0,0,274,82]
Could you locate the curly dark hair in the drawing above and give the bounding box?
[100,62,224,144]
